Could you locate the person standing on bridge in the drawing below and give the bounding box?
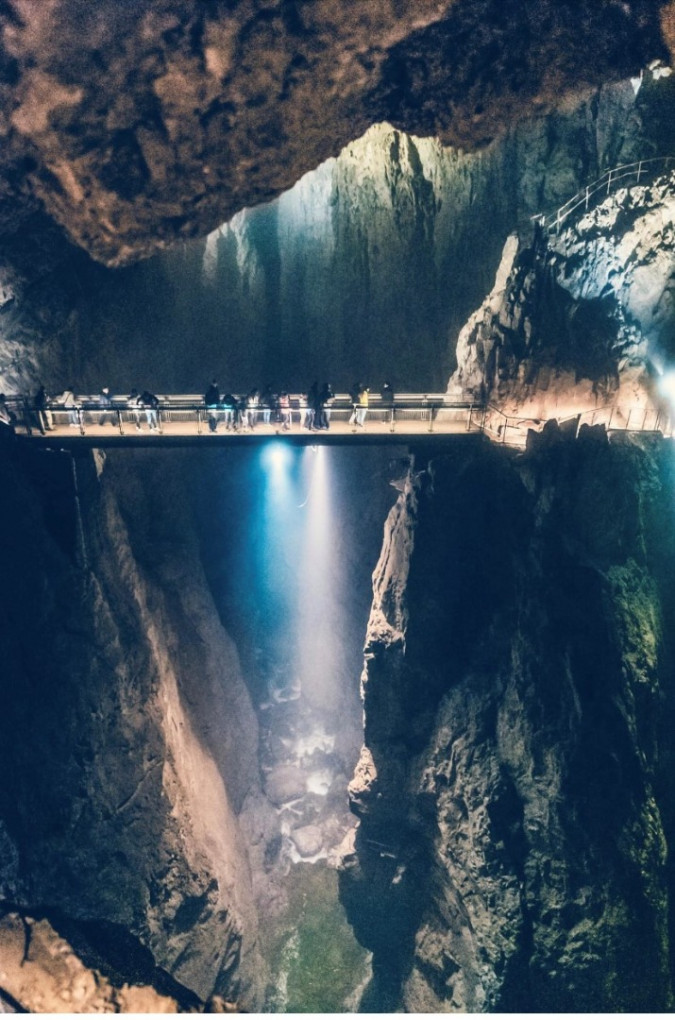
[204,379,220,432]
[128,388,142,430]
[56,387,80,427]
[305,381,319,430]
[221,391,237,430]
[380,381,395,427]
[138,390,160,431]
[279,391,291,430]
[356,384,370,427]
[312,382,325,430]
[348,382,359,426]
[260,384,273,426]
[380,381,394,406]
[34,384,54,434]
[316,382,333,430]
[98,387,115,426]
[245,389,260,429]
[300,390,312,430]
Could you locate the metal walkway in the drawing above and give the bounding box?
[9,393,485,448]
[6,393,670,450]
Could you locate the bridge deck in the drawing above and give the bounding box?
[8,394,670,449]
[11,394,486,448]
[18,414,481,449]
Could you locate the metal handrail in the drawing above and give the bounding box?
[474,403,671,447]
[9,392,673,445]
[9,392,483,439]
[534,156,675,235]
[40,392,477,408]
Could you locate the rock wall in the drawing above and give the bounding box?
[3,73,674,397]
[0,0,670,267]
[341,428,675,1011]
[0,912,185,1013]
[0,439,400,1012]
[450,162,675,417]
[0,443,268,1009]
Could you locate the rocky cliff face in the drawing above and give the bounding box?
[0,0,670,267]
[450,156,675,418]
[2,72,674,397]
[0,439,400,1011]
[200,81,652,394]
[341,427,675,1011]
[0,443,268,1009]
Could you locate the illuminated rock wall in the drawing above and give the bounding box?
[450,165,675,416]
[0,441,399,1011]
[179,77,672,394]
[342,429,675,1011]
[0,0,670,268]
[2,75,674,397]
[0,445,268,1009]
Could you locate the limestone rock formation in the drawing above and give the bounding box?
[341,430,675,1011]
[0,0,671,266]
[0,912,181,1013]
[3,71,674,397]
[450,165,675,418]
[0,439,397,1011]
[201,76,666,394]
[0,445,267,1009]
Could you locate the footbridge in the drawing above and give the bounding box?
[4,393,671,450]
[7,393,484,448]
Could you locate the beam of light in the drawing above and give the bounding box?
[252,443,349,727]
[295,447,347,716]
[262,440,292,481]
[297,444,324,508]
[658,370,675,406]
[303,445,329,553]
[251,442,302,704]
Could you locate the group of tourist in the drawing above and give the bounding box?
[0,379,397,436]
[204,381,337,433]
[203,381,298,433]
[202,380,391,433]
[22,384,162,434]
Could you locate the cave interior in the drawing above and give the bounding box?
[1,0,675,1014]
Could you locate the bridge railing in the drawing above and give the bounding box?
[15,392,480,437]
[475,402,671,447]
[11,392,673,445]
[534,155,675,235]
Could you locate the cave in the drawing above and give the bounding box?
[1,0,675,1013]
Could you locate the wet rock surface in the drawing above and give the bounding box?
[341,431,675,1011]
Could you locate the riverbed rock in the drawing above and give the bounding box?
[291,825,324,859]
[264,765,307,807]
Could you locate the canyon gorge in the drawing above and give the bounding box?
[1,0,675,1013]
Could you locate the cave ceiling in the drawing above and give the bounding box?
[0,0,674,268]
